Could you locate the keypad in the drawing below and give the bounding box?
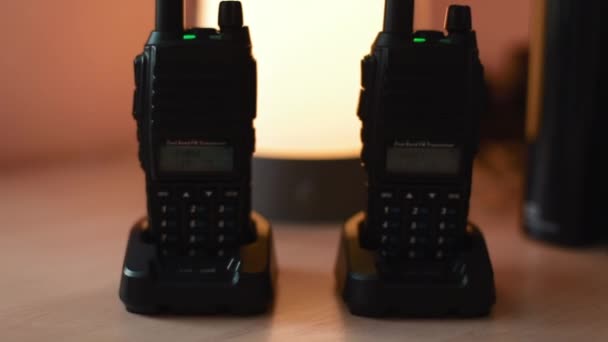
[152,184,242,262]
[376,188,465,261]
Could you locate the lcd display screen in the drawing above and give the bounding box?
[386,146,461,175]
[159,145,234,173]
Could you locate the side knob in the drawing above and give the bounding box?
[445,5,472,33]
[219,1,244,30]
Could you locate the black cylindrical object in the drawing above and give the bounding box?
[383,0,414,34]
[156,0,184,32]
[523,0,602,246]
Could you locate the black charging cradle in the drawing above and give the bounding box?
[119,212,277,315]
[336,212,495,317]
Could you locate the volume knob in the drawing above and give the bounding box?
[219,1,244,30]
[445,5,472,33]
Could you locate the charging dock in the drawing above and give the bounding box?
[119,212,277,315]
[336,212,495,317]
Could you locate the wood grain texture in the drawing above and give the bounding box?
[1,144,607,341]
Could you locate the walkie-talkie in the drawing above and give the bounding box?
[121,1,275,315]
[336,0,494,317]
[133,0,256,263]
[358,0,484,267]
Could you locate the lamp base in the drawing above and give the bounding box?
[119,212,277,315]
[252,157,365,221]
[335,212,496,317]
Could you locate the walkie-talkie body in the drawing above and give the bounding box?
[358,1,484,269]
[133,1,256,268]
[121,0,275,315]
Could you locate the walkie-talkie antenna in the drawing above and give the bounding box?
[383,0,414,34]
[156,0,184,32]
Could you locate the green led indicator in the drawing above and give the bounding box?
[183,34,197,40]
[413,37,427,43]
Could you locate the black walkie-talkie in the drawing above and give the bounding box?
[336,0,495,317]
[120,0,275,315]
[358,1,484,267]
[133,0,256,264]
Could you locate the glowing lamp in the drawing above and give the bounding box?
[197,1,428,220]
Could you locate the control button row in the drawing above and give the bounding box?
[381,219,460,232]
[380,205,457,218]
[184,248,235,258]
[160,248,232,258]
[186,233,238,245]
[406,249,453,261]
[154,188,241,200]
[379,189,464,202]
[187,204,238,216]
[380,234,457,247]
[187,219,237,230]
[379,246,456,260]
[379,205,431,217]
[160,233,238,250]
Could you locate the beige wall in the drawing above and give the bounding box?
[0,0,153,168]
[0,1,530,168]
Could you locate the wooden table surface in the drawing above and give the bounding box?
[1,145,607,341]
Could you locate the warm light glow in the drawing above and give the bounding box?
[199,1,382,159]
[200,1,431,159]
